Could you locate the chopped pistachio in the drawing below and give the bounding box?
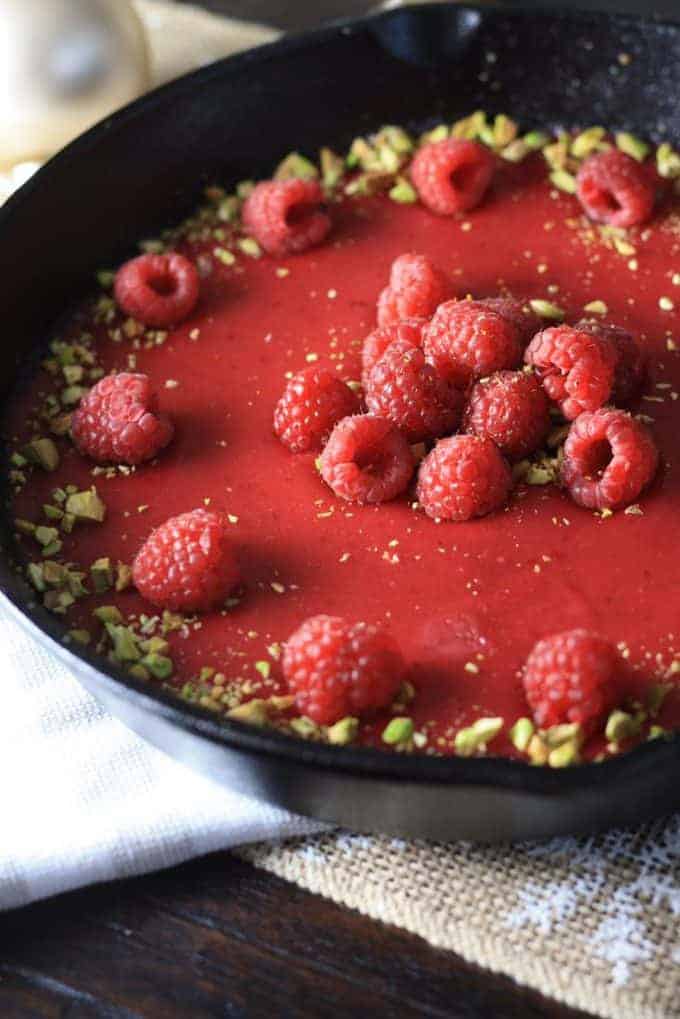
[548,739,581,768]
[274,151,318,180]
[42,561,67,586]
[68,628,91,646]
[65,488,106,522]
[105,623,141,661]
[648,724,670,741]
[529,298,565,320]
[616,131,650,162]
[141,636,170,655]
[227,699,270,726]
[493,114,518,148]
[35,525,59,547]
[605,709,642,744]
[62,364,84,385]
[319,147,345,190]
[10,451,27,468]
[14,518,35,535]
[141,653,173,680]
[509,717,534,753]
[523,130,550,151]
[161,610,184,634]
[43,589,75,614]
[527,733,550,765]
[613,237,636,256]
[375,125,413,155]
[23,437,60,472]
[420,124,449,145]
[217,195,240,222]
[542,137,569,170]
[27,563,45,592]
[455,716,503,756]
[115,562,133,592]
[214,247,235,266]
[327,716,359,745]
[61,385,88,406]
[382,716,414,746]
[267,694,294,712]
[345,171,393,197]
[96,269,115,289]
[347,136,379,171]
[41,539,63,558]
[90,557,113,592]
[290,716,321,739]
[570,126,606,158]
[656,142,680,179]
[238,237,262,258]
[254,660,271,680]
[65,571,88,598]
[500,139,530,163]
[42,504,63,521]
[388,177,418,204]
[128,664,150,681]
[549,169,577,194]
[451,110,487,140]
[60,513,76,534]
[525,464,556,486]
[583,300,608,315]
[543,722,583,748]
[198,666,215,683]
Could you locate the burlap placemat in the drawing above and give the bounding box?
[239,814,680,1019]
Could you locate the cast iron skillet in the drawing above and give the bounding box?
[2,2,680,842]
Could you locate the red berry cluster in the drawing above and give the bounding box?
[275,252,658,523]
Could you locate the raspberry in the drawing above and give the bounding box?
[524,324,617,420]
[523,629,621,732]
[575,319,645,405]
[273,366,359,454]
[283,614,404,725]
[114,253,200,327]
[463,370,551,461]
[241,178,331,256]
[410,138,495,215]
[320,414,415,504]
[561,407,658,510]
[423,299,522,387]
[361,318,426,389]
[479,297,541,345]
[365,339,463,443]
[576,149,655,228]
[417,434,511,521]
[132,509,239,612]
[377,253,454,327]
[71,372,174,465]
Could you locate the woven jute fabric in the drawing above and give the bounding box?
[240,814,680,1019]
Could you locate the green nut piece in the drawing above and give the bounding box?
[289,716,321,739]
[527,733,550,766]
[65,570,88,598]
[388,177,418,204]
[27,562,45,592]
[42,560,67,586]
[43,589,75,614]
[493,114,518,148]
[62,364,84,385]
[65,488,106,522]
[509,717,534,753]
[42,504,64,521]
[14,518,35,536]
[35,525,59,547]
[274,151,319,181]
[382,716,414,746]
[94,605,123,625]
[105,623,141,662]
[227,699,270,726]
[548,739,581,768]
[615,132,650,162]
[68,629,91,646]
[455,717,503,757]
[238,237,262,258]
[128,664,150,681]
[141,636,170,655]
[141,653,173,680]
[61,385,88,406]
[41,539,63,558]
[570,126,606,158]
[656,142,680,179]
[115,563,133,592]
[96,269,115,289]
[451,110,487,140]
[523,130,550,151]
[319,147,345,190]
[10,451,27,468]
[604,709,642,744]
[543,722,583,748]
[254,660,271,680]
[648,724,670,741]
[60,513,76,534]
[375,125,414,155]
[549,169,577,194]
[23,438,60,472]
[90,557,114,593]
[529,299,565,320]
[327,716,359,745]
[500,139,530,163]
[421,124,449,145]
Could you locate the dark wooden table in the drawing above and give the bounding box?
[0,851,594,1018]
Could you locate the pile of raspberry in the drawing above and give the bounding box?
[274,252,658,521]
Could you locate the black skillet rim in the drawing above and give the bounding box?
[1,0,678,796]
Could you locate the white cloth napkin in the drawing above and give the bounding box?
[0,609,323,910]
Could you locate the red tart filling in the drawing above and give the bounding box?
[5,115,680,765]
